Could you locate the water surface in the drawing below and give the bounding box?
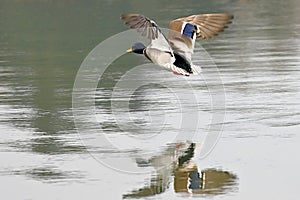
[0,0,300,199]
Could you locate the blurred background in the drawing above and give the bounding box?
[0,0,300,199]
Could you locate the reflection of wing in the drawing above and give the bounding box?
[121,13,173,54]
[123,146,176,199]
[168,14,233,61]
[123,143,196,199]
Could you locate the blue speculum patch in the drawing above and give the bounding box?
[182,23,195,39]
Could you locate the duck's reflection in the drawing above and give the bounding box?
[123,143,237,198]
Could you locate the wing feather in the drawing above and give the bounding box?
[168,13,233,61]
[178,14,234,39]
[121,14,158,40]
[121,13,173,55]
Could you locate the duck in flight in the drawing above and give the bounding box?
[121,13,233,76]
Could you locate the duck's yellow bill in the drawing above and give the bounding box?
[126,48,133,53]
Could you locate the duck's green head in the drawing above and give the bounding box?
[127,42,146,54]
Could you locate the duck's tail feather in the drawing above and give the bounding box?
[191,64,202,75]
[163,63,200,76]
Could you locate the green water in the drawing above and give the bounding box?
[1,0,300,199]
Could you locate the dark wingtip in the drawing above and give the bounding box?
[120,14,126,20]
[229,14,234,20]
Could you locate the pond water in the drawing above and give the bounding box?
[0,0,300,199]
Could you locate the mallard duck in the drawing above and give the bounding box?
[121,13,233,76]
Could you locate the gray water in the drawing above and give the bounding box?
[1,0,300,199]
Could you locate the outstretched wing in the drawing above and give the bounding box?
[121,14,159,40]
[176,14,234,39]
[168,13,233,61]
[121,14,173,54]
